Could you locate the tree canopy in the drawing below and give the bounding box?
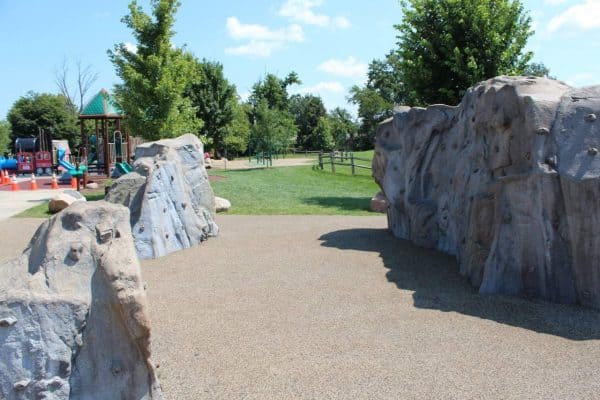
[395,0,533,105]
[0,121,10,154]
[108,0,201,140]
[185,58,236,155]
[290,94,329,150]
[7,92,79,146]
[328,107,358,150]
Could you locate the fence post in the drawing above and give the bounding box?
[330,151,335,173]
[319,151,323,170]
[351,153,355,176]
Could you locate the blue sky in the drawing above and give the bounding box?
[0,0,599,120]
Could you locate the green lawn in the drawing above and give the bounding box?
[210,165,379,215]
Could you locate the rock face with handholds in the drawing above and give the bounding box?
[373,76,600,309]
[48,189,86,214]
[0,201,163,400]
[106,133,218,259]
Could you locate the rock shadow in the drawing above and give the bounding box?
[319,228,600,341]
[302,196,371,212]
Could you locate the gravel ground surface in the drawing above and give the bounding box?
[2,215,599,399]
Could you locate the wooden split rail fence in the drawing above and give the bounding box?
[317,151,372,175]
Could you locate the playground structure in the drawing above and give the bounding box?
[0,129,53,175]
[78,89,132,177]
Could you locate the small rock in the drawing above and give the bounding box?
[215,197,231,213]
[48,190,86,214]
[369,191,389,213]
[585,113,597,122]
[588,147,598,156]
[85,182,99,189]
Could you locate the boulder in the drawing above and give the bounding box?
[0,201,162,399]
[374,76,600,309]
[215,196,231,213]
[48,190,86,214]
[369,191,388,213]
[106,134,218,259]
[85,182,99,190]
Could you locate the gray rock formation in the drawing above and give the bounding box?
[0,201,162,399]
[106,134,218,259]
[373,76,600,309]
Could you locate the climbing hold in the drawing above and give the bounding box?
[585,113,597,122]
[588,147,598,156]
[0,317,17,327]
[68,243,84,262]
[13,379,30,391]
[536,127,549,135]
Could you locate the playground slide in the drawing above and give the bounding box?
[116,162,133,175]
[57,147,86,176]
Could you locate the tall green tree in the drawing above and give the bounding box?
[328,107,358,150]
[0,121,10,154]
[7,92,79,146]
[289,94,327,150]
[223,101,251,156]
[185,58,236,155]
[395,0,533,105]
[250,101,297,154]
[108,0,201,140]
[249,72,301,112]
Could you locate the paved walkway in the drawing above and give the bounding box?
[2,216,599,399]
[0,188,68,220]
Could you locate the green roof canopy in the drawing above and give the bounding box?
[79,89,124,118]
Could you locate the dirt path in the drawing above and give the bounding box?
[209,157,315,170]
[2,216,599,399]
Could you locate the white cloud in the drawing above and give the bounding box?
[291,81,345,95]
[279,0,350,29]
[317,57,368,80]
[225,17,304,57]
[548,0,600,33]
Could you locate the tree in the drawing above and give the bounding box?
[249,72,301,111]
[108,0,201,140]
[223,101,251,156]
[524,62,554,79]
[54,57,99,113]
[185,59,236,156]
[250,101,297,154]
[328,107,358,150]
[7,92,79,146]
[0,121,10,154]
[311,117,334,151]
[395,0,533,105]
[289,94,327,150]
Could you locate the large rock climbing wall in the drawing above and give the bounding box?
[373,76,600,309]
[0,201,162,400]
[106,134,218,260]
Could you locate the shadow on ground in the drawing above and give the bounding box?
[302,196,371,212]
[319,228,600,341]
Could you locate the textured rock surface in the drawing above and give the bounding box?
[0,201,162,399]
[369,191,389,213]
[374,76,600,308]
[106,134,218,259]
[48,190,86,214]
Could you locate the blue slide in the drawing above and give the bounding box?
[57,147,86,176]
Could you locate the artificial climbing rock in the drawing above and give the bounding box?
[0,201,162,399]
[106,134,218,259]
[373,76,600,309]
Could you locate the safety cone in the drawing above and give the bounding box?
[30,173,38,190]
[50,173,59,189]
[70,176,77,189]
[2,170,8,184]
[10,174,19,191]
[0,170,4,185]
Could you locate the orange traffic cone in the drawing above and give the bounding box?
[0,170,4,185]
[30,173,38,190]
[2,170,8,184]
[10,174,19,191]
[70,176,77,189]
[51,173,59,189]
